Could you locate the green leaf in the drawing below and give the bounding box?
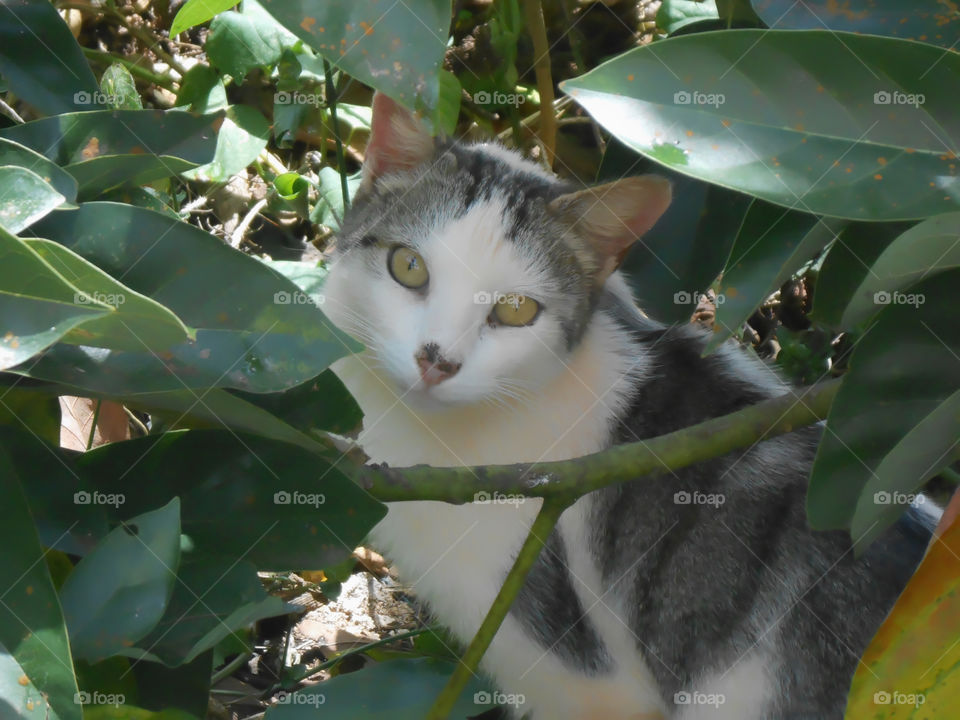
[174,64,228,113]
[0,386,60,445]
[273,172,311,216]
[0,640,60,719]
[656,0,719,35]
[205,0,298,80]
[841,212,960,327]
[0,137,79,204]
[0,447,81,720]
[75,430,386,570]
[22,203,361,393]
[807,270,960,536]
[809,221,912,328]
[130,559,288,666]
[170,0,241,37]
[707,201,835,351]
[130,650,212,717]
[0,0,99,115]
[0,226,110,370]
[82,708,200,720]
[182,105,269,183]
[309,167,361,230]
[264,658,494,720]
[99,63,143,110]
[752,0,960,50]
[60,499,181,663]
[0,110,222,198]
[23,238,193,352]
[0,166,66,233]
[260,0,452,121]
[562,30,960,220]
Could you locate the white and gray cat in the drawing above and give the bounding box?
[322,94,930,719]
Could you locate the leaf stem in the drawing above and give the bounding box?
[522,0,556,167]
[323,60,351,212]
[425,498,568,719]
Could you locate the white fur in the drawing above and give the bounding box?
[325,199,675,718]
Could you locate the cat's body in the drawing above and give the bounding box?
[322,95,929,719]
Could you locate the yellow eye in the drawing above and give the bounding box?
[492,293,540,327]
[388,245,429,289]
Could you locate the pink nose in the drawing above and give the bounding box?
[415,347,461,386]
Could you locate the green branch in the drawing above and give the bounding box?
[351,379,840,504]
[425,498,569,720]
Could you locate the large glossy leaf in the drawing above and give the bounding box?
[0,0,99,115]
[204,0,299,80]
[0,640,57,719]
[19,203,360,393]
[182,105,269,183]
[170,0,241,37]
[0,385,60,445]
[60,499,182,663]
[75,430,386,569]
[0,110,222,197]
[807,270,960,538]
[0,166,66,233]
[0,137,78,204]
[597,138,750,323]
[265,658,493,720]
[844,494,960,718]
[261,0,451,118]
[562,31,960,220]
[842,212,960,327]
[0,447,81,720]
[23,238,193,352]
[753,1,960,50]
[0,226,110,370]
[657,0,719,34]
[707,201,835,350]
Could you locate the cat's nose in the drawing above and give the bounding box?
[415,344,461,386]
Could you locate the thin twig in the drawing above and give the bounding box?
[323,59,351,211]
[230,197,268,248]
[81,47,176,90]
[522,0,556,167]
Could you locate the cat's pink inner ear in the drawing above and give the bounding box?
[362,93,434,185]
[553,175,672,280]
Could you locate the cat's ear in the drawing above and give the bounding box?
[550,175,672,282]
[361,92,434,189]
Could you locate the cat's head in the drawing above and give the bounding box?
[322,93,671,409]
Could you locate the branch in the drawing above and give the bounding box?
[425,498,569,720]
[523,0,556,168]
[351,379,840,503]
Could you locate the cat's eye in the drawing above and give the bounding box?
[491,294,540,327]
[388,245,429,289]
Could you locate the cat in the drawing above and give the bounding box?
[321,93,931,719]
